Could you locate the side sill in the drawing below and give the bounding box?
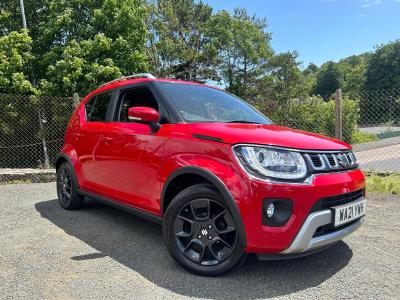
[78,189,163,225]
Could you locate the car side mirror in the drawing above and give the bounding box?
[128,106,161,132]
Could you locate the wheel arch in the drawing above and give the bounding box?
[161,166,247,246]
[55,153,80,189]
[55,153,70,171]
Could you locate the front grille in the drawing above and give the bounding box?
[304,151,357,172]
[311,189,364,213]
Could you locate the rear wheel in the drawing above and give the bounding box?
[163,184,247,276]
[56,162,84,210]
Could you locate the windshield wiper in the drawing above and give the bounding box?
[226,120,261,124]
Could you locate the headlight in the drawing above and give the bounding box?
[233,146,308,180]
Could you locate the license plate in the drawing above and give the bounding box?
[332,198,366,227]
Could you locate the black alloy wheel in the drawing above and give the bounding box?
[173,198,237,265]
[163,184,247,276]
[56,162,84,210]
[57,166,72,206]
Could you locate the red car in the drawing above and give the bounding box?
[56,73,366,276]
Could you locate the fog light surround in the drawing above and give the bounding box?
[262,198,293,227]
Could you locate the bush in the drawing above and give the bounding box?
[259,96,360,144]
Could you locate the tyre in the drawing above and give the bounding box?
[56,162,84,210]
[163,184,247,276]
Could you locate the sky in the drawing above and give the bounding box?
[204,0,400,67]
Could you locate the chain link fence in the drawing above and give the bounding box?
[1,88,399,184]
[0,94,75,183]
[350,88,400,173]
[259,88,400,173]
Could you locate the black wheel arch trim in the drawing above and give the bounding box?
[161,166,247,247]
[55,153,80,189]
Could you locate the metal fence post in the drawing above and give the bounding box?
[37,109,50,169]
[335,89,343,140]
[73,93,80,107]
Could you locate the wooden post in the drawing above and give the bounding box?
[73,93,80,107]
[335,89,343,140]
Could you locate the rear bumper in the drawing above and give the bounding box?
[280,209,364,254]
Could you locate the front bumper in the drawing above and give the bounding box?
[241,169,366,253]
[280,207,364,254]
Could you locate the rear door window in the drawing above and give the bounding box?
[85,92,113,122]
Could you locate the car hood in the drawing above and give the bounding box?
[190,123,351,150]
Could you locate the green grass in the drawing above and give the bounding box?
[352,130,379,144]
[366,173,400,195]
[1,179,33,185]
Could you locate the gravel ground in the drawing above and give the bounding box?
[0,183,399,299]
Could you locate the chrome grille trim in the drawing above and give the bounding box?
[305,151,358,172]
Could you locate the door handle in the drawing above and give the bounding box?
[101,136,114,143]
[73,133,83,141]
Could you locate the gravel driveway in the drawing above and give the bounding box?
[0,183,399,299]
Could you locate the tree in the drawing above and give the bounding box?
[340,55,368,97]
[0,30,36,94]
[267,51,308,103]
[252,51,309,121]
[365,40,400,90]
[1,0,150,97]
[148,0,216,81]
[314,61,342,99]
[36,0,149,96]
[303,63,318,76]
[0,0,47,38]
[207,9,273,99]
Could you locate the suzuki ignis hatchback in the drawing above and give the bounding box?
[56,73,366,276]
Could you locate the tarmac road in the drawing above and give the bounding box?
[0,183,399,299]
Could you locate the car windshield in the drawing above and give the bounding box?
[159,82,272,124]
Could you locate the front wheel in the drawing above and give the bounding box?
[163,184,247,276]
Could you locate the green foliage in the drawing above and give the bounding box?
[0,0,149,96]
[352,130,378,144]
[0,0,399,108]
[38,0,149,96]
[0,0,46,38]
[314,61,341,99]
[260,96,360,144]
[148,0,215,81]
[0,30,37,94]
[308,54,369,99]
[366,173,400,195]
[365,40,400,90]
[207,9,273,98]
[264,51,309,104]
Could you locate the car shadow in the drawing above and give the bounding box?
[35,198,353,299]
